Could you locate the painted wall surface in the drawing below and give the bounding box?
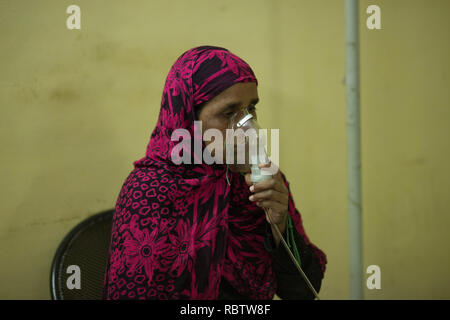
[0,0,448,299]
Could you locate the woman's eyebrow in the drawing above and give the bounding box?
[221,98,260,111]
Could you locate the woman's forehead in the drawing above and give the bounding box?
[210,82,258,106]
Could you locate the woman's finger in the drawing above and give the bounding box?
[249,189,288,204]
[258,161,280,176]
[250,176,286,194]
[255,200,286,213]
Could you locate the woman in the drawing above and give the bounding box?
[102,45,327,300]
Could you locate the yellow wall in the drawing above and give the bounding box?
[0,0,449,299]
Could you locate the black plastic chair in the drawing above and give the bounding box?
[50,209,114,300]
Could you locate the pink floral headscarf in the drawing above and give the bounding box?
[102,45,327,300]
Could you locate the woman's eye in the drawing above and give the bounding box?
[223,111,235,117]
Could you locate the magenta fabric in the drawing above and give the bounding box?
[102,45,327,300]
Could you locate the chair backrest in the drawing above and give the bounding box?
[50,209,114,300]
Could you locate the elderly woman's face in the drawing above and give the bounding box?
[196,82,259,169]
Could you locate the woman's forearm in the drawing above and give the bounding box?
[264,220,324,300]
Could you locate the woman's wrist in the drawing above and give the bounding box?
[271,218,287,248]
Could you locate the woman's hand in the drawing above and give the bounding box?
[244,162,289,239]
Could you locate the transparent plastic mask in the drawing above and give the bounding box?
[225,109,270,173]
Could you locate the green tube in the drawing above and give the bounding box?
[345,0,363,300]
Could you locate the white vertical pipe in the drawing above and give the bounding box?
[345,0,363,300]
